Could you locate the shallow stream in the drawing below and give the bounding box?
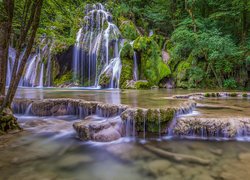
[1,88,250,179]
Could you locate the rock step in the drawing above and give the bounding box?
[174,117,250,138]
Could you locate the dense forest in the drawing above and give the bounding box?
[1,0,249,91]
[37,0,250,90]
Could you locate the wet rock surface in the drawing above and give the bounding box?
[73,116,123,142]
[174,117,250,138]
[12,98,196,141]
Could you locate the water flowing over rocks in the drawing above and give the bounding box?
[12,98,196,142]
[174,117,250,138]
[73,3,122,88]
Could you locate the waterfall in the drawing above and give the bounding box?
[133,52,139,81]
[6,38,53,87]
[6,48,16,86]
[39,63,44,87]
[73,3,122,88]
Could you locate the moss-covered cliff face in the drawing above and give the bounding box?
[133,36,171,86]
[119,18,140,41]
[120,42,134,88]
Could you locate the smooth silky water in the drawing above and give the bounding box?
[1,88,250,179]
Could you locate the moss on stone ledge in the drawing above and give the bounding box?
[54,71,73,86]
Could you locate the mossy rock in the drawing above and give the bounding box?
[54,71,73,86]
[133,36,171,85]
[151,34,166,49]
[120,42,134,89]
[242,93,248,98]
[119,18,139,40]
[229,93,238,97]
[121,107,175,133]
[174,61,191,88]
[99,68,112,88]
[0,109,21,133]
[134,81,150,89]
[204,93,211,97]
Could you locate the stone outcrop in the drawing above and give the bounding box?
[73,116,123,142]
[173,92,250,99]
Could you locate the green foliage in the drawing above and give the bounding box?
[223,78,237,89]
[134,36,171,85]
[120,42,134,88]
[108,0,250,89]
[134,81,150,89]
[119,18,139,40]
[54,71,73,86]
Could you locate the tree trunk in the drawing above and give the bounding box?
[241,0,248,44]
[3,0,44,108]
[0,0,44,134]
[0,0,14,96]
[185,0,197,32]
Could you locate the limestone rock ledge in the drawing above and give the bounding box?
[12,98,196,142]
[174,117,250,138]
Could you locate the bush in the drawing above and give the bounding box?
[223,78,237,89]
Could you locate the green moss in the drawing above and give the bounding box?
[133,36,171,85]
[54,71,73,86]
[204,93,211,97]
[151,34,165,49]
[174,61,191,88]
[229,93,238,97]
[211,93,216,97]
[242,93,248,97]
[134,81,150,89]
[119,18,139,40]
[120,42,134,88]
[0,113,21,133]
[99,71,111,88]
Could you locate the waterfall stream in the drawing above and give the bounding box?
[7,39,53,88]
[73,3,122,88]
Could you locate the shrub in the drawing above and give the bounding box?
[223,78,237,89]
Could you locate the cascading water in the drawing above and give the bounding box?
[133,52,139,81]
[7,38,53,87]
[73,3,122,88]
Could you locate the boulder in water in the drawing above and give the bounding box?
[73,116,123,142]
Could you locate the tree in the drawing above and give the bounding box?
[0,0,44,133]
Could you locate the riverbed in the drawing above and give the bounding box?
[0,88,250,179]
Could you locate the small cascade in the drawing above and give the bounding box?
[149,30,154,37]
[7,38,53,87]
[125,117,136,138]
[143,110,147,140]
[38,63,44,87]
[24,104,33,115]
[158,109,161,139]
[73,3,122,88]
[133,52,139,81]
[167,103,196,136]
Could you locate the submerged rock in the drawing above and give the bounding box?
[144,159,171,177]
[73,116,123,142]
